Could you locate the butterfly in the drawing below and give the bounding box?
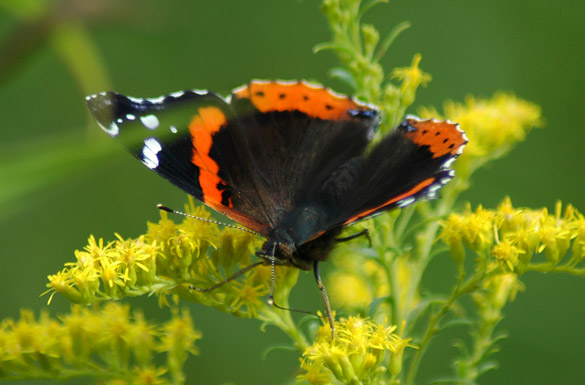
[86,80,467,334]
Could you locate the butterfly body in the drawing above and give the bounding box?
[258,210,344,270]
[86,80,467,332]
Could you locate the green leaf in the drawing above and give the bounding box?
[375,20,411,60]
[313,41,354,56]
[453,339,470,357]
[297,314,319,329]
[405,297,436,325]
[368,295,394,314]
[358,0,389,21]
[261,344,297,359]
[477,360,500,375]
[328,67,357,90]
[438,318,473,332]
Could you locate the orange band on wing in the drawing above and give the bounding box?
[234,81,369,120]
[189,106,231,207]
[404,119,466,158]
[342,177,435,225]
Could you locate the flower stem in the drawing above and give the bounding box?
[405,270,484,385]
[260,308,310,351]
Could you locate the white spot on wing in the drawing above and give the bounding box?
[190,89,208,95]
[142,138,162,169]
[96,121,119,137]
[300,80,322,90]
[274,79,298,86]
[398,197,416,208]
[148,96,166,103]
[126,114,136,121]
[127,96,143,103]
[428,183,442,194]
[170,125,178,133]
[140,114,159,130]
[231,84,248,95]
[442,157,456,169]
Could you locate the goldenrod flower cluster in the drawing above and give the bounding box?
[390,54,432,113]
[47,198,299,321]
[420,93,542,176]
[441,197,585,275]
[0,303,200,384]
[299,316,414,385]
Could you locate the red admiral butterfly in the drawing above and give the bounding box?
[86,80,467,334]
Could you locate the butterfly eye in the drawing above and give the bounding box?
[276,243,294,259]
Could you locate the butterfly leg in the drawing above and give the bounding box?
[189,261,264,292]
[335,228,371,247]
[314,261,335,339]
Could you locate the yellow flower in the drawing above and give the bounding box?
[441,198,585,273]
[440,204,495,254]
[420,92,542,169]
[473,273,524,324]
[297,359,330,385]
[158,308,202,379]
[47,203,286,320]
[132,365,168,385]
[571,217,585,263]
[492,239,524,271]
[299,316,414,384]
[229,279,270,319]
[440,213,467,265]
[0,304,200,383]
[533,203,576,264]
[391,53,431,108]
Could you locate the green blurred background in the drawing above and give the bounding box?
[1,0,584,384]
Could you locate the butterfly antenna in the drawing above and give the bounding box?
[265,244,320,320]
[157,204,262,237]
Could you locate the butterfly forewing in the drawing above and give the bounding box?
[86,90,270,233]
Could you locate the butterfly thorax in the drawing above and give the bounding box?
[256,205,343,270]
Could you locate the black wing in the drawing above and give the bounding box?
[86,89,273,233]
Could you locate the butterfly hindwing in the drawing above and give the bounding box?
[316,117,467,231]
